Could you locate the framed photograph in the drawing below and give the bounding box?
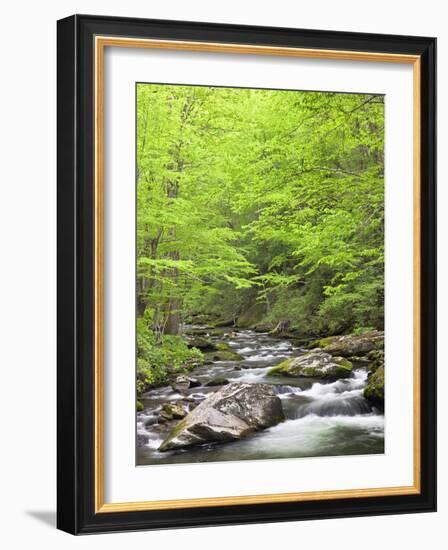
[57,14,436,534]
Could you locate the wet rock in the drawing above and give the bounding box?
[171,375,202,393]
[189,377,202,388]
[214,319,235,328]
[267,350,353,379]
[186,393,208,404]
[253,324,274,333]
[159,402,188,422]
[205,376,229,387]
[159,383,284,452]
[187,336,217,352]
[364,365,384,407]
[366,349,385,373]
[348,356,371,368]
[310,331,384,357]
[207,350,243,361]
[144,416,158,427]
[136,433,149,447]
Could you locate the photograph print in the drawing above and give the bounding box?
[135,83,385,466]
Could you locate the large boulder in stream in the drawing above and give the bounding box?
[158,383,285,452]
[267,350,353,379]
[309,331,384,357]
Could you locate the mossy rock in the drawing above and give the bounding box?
[366,349,385,374]
[136,400,144,412]
[208,350,243,361]
[253,324,274,333]
[348,355,371,368]
[364,365,385,407]
[186,336,216,352]
[306,335,338,349]
[205,376,229,387]
[184,327,209,336]
[159,402,188,421]
[334,357,353,370]
[267,358,292,376]
[321,331,384,357]
[215,342,231,351]
[188,314,216,326]
[268,351,352,379]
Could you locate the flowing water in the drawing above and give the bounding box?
[136,329,384,465]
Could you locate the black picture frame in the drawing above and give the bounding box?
[57,14,436,535]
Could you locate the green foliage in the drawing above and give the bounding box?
[136,319,203,394]
[136,85,258,335]
[136,83,384,380]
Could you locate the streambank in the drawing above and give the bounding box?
[136,328,384,465]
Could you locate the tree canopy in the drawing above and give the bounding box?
[136,83,384,343]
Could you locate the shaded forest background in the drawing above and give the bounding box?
[136,84,384,390]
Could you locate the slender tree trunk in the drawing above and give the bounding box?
[160,95,195,335]
[136,279,148,317]
[163,175,181,334]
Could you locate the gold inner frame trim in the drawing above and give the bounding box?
[94,35,422,513]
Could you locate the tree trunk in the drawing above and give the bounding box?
[164,299,181,335]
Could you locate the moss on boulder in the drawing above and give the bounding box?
[319,330,384,357]
[184,327,210,336]
[268,350,353,379]
[215,342,231,351]
[208,350,243,362]
[306,336,338,349]
[186,336,217,352]
[366,349,385,374]
[364,365,385,407]
[159,402,188,422]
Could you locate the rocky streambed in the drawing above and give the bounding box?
[137,328,385,465]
